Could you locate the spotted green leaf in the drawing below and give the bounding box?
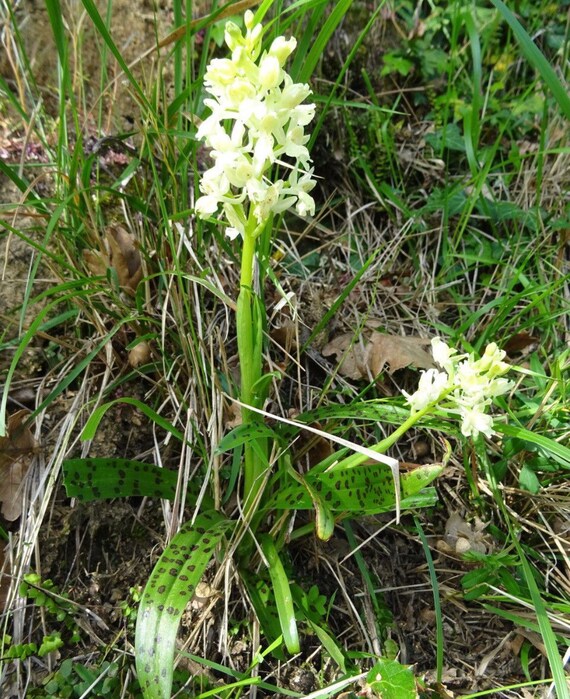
[241,571,285,660]
[63,459,178,501]
[269,463,443,516]
[284,461,335,540]
[62,458,210,507]
[135,510,233,699]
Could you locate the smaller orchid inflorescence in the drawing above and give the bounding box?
[403,338,513,438]
[195,10,316,240]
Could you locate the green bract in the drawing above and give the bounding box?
[195,10,316,239]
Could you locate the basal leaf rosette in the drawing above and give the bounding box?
[195,10,316,239]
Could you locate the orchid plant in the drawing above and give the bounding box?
[62,12,515,699]
[195,10,317,513]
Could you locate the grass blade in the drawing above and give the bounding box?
[296,0,353,84]
[415,517,444,683]
[495,423,570,468]
[490,0,570,120]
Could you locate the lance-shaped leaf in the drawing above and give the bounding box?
[62,458,212,508]
[260,534,300,654]
[63,459,178,501]
[135,510,233,699]
[268,462,444,517]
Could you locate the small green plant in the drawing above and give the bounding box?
[34,658,126,698]
[19,574,81,645]
[1,576,79,668]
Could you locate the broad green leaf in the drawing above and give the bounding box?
[269,463,443,516]
[135,511,233,699]
[306,620,347,672]
[367,658,416,699]
[216,422,278,453]
[80,398,185,443]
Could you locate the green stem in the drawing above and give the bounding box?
[236,220,264,511]
[331,402,436,472]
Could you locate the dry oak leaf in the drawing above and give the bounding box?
[83,249,108,277]
[322,332,435,379]
[83,225,142,294]
[106,225,142,293]
[0,410,37,521]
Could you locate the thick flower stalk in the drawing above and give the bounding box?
[403,338,513,438]
[195,11,316,510]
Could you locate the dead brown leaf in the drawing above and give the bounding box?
[106,225,142,293]
[83,249,108,277]
[0,410,37,521]
[83,226,142,294]
[322,331,434,379]
[503,331,539,355]
[368,332,434,375]
[322,333,366,380]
